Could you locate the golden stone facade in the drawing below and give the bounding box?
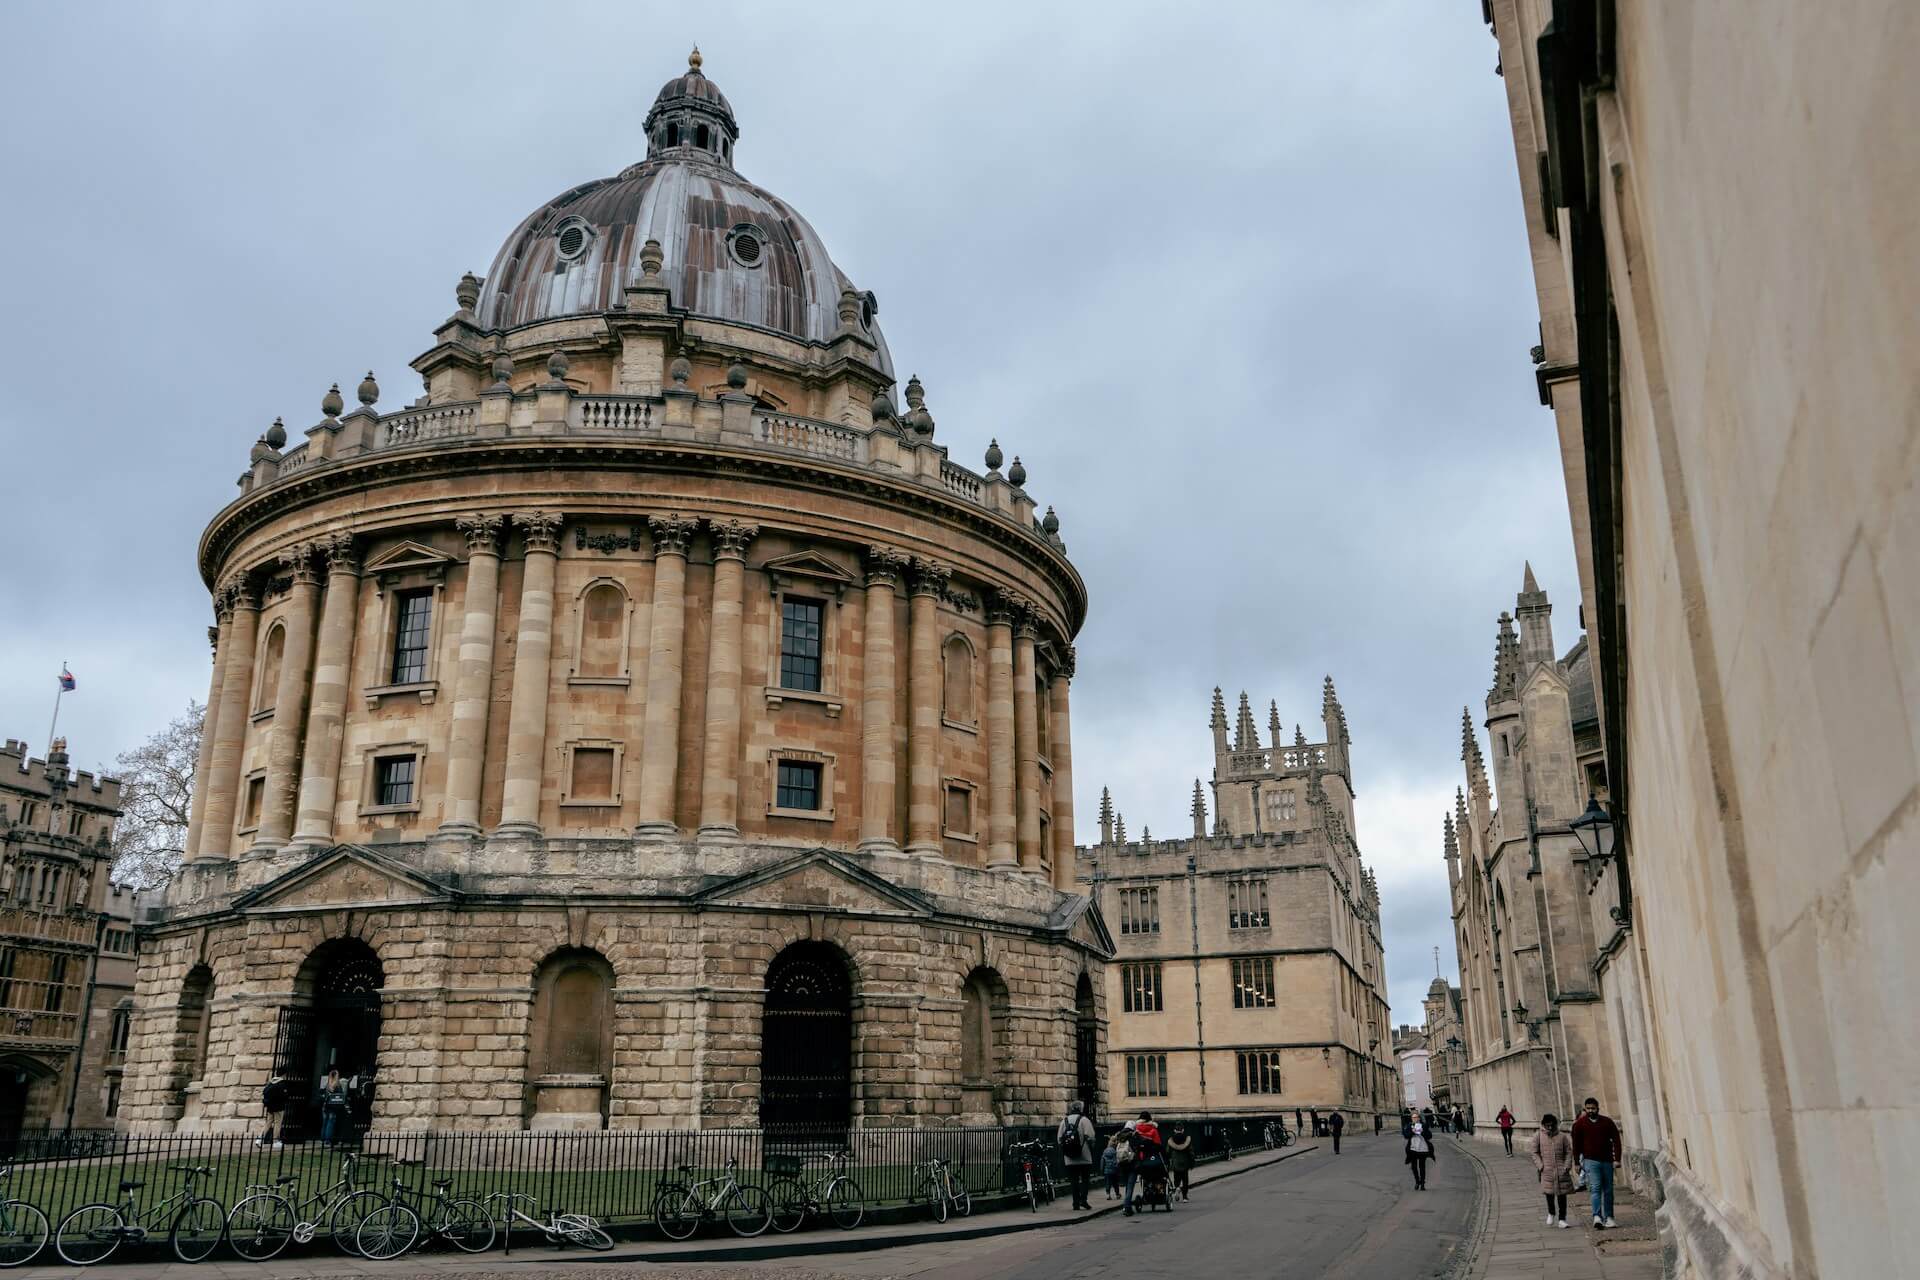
[125,53,1108,1137]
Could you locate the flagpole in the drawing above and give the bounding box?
[46,659,65,755]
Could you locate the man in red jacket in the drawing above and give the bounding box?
[1570,1097,1622,1229]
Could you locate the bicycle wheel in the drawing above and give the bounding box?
[171,1196,227,1264]
[920,1175,948,1224]
[226,1193,295,1262]
[328,1189,387,1255]
[437,1198,495,1253]
[826,1177,864,1231]
[766,1178,807,1233]
[949,1178,971,1218]
[561,1218,615,1251]
[356,1204,421,1261]
[55,1204,124,1267]
[724,1185,772,1238]
[0,1200,49,1267]
[652,1186,702,1241]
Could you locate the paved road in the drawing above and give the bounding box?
[443,1134,1474,1280]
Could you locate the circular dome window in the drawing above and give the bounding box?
[554,218,592,262]
[727,223,766,268]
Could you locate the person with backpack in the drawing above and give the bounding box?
[1057,1099,1096,1210]
[257,1075,289,1148]
[1328,1109,1345,1154]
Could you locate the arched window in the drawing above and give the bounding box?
[255,622,285,712]
[942,635,975,724]
[1074,972,1099,1111]
[572,579,631,682]
[696,123,710,150]
[528,948,614,1128]
[960,971,996,1084]
[667,122,679,147]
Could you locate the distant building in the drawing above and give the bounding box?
[0,738,137,1136]
[1392,1026,1430,1111]
[1079,682,1397,1125]
[1421,977,1467,1118]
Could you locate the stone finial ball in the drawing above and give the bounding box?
[320,384,344,419]
[250,436,272,462]
[357,371,379,406]
[1042,506,1060,535]
[265,416,288,449]
[669,352,691,386]
[1008,455,1027,488]
[985,438,1004,471]
[870,388,895,421]
[456,272,482,311]
[547,350,570,381]
[726,361,748,390]
[491,354,514,385]
[904,374,925,410]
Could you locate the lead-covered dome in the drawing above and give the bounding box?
[475,49,891,374]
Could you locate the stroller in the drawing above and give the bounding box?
[1134,1156,1174,1212]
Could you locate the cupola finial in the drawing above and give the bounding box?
[688,45,703,73]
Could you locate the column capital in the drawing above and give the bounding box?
[909,557,951,598]
[319,528,360,576]
[206,624,219,654]
[219,573,260,613]
[649,513,698,558]
[986,589,1029,627]
[513,510,565,555]
[1053,644,1077,682]
[865,545,911,588]
[278,541,322,586]
[456,513,505,555]
[710,518,760,561]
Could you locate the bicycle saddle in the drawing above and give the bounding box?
[676,1163,694,1172]
[275,1174,299,1186]
[119,1180,144,1192]
[433,1178,453,1189]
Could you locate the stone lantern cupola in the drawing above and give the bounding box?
[644,47,739,167]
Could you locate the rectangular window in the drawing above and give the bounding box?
[44,955,67,1012]
[778,598,825,692]
[17,801,36,830]
[1264,789,1296,824]
[569,747,616,803]
[1232,956,1276,1008]
[374,755,417,807]
[776,760,823,811]
[105,1078,122,1118]
[0,949,13,1008]
[390,589,434,683]
[242,775,266,830]
[67,812,85,836]
[1118,887,1160,935]
[109,1008,132,1052]
[1227,876,1270,929]
[1237,1050,1282,1095]
[945,785,973,834]
[1120,961,1163,1013]
[1125,1053,1169,1097]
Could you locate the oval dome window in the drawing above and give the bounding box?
[727,224,765,268]
[555,220,591,262]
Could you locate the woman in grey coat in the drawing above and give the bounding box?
[1530,1113,1578,1228]
[1057,1100,1097,1211]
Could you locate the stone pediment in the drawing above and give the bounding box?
[760,550,857,594]
[694,848,931,917]
[363,540,451,575]
[1053,895,1116,958]
[233,844,454,913]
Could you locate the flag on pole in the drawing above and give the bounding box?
[58,666,75,691]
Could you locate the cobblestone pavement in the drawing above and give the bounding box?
[1458,1135,1663,1280]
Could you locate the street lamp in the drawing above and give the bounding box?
[1569,794,1617,863]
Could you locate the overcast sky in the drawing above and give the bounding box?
[0,2,1576,1027]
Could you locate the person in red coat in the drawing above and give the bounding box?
[1497,1105,1517,1156]
[1569,1097,1623,1228]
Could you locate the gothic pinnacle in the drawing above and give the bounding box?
[1192,779,1208,838]
[1210,686,1228,731]
[1235,691,1257,751]
[1522,560,1540,594]
[1269,700,1283,747]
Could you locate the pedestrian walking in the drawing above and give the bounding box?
[317,1068,349,1148]
[1405,1117,1436,1190]
[1295,1108,1304,1136]
[1102,1131,1125,1199]
[1374,1112,1383,1135]
[1122,1112,1164,1216]
[257,1074,289,1148]
[1497,1105,1516,1156]
[1570,1096,1623,1229]
[1058,1099,1097,1210]
[1328,1110,1344,1154]
[1530,1113,1578,1229]
[1166,1124,1195,1201]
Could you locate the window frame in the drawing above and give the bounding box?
[762,552,853,717]
[362,541,450,706]
[238,770,267,834]
[1124,1053,1169,1098]
[941,632,979,731]
[1235,1049,1283,1095]
[358,741,428,817]
[1227,875,1271,930]
[778,596,827,693]
[1231,955,1276,1009]
[567,576,636,687]
[1120,961,1164,1013]
[766,748,836,822]
[252,618,287,719]
[1118,885,1161,936]
[559,738,625,808]
[942,776,978,842]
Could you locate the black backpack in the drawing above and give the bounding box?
[1059,1116,1084,1157]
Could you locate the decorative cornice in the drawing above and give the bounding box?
[710,518,759,561]
[864,545,911,588]
[908,557,951,598]
[319,529,360,576]
[455,514,504,556]
[648,513,698,557]
[512,510,564,555]
[278,541,321,586]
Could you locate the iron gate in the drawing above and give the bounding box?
[760,945,851,1136]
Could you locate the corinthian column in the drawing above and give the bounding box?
[199,577,259,859]
[1049,648,1077,890]
[905,558,950,858]
[439,514,504,836]
[291,531,360,849]
[497,512,564,837]
[636,514,697,838]
[183,620,226,858]
[252,543,321,853]
[1013,608,1043,876]
[857,547,908,853]
[697,519,759,841]
[984,593,1018,870]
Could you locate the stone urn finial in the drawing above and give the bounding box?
[455,271,481,312]
[320,384,343,420]
[546,350,570,383]
[639,239,664,279]
[669,351,691,387]
[985,438,1003,472]
[1042,506,1060,535]
[490,354,514,388]
[870,388,896,422]
[726,361,748,390]
[1008,455,1027,488]
[265,416,288,449]
[356,371,379,408]
[904,375,925,411]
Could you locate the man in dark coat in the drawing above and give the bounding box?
[1327,1110,1344,1154]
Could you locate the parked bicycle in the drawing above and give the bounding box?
[1262,1122,1294,1150]
[0,1165,49,1267]
[1008,1139,1055,1212]
[485,1192,613,1254]
[224,1149,393,1260]
[653,1156,772,1240]
[55,1163,225,1266]
[913,1155,971,1223]
[765,1148,864,1233]
[354,1176,492,1260]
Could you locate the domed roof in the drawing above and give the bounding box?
[474,51,892,375]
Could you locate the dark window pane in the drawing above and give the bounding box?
[391,591,434,684]
[779,598,824,692]
[776,761,822,811]
[376,755,417,807]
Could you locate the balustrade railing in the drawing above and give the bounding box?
[941,460,983,501]
[575,396,655,432]
[381,403,478,446]
[756,412,862,461]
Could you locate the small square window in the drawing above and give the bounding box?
[375,756,416,807]
[779,598,824,692]
[776,760,822,811]
[569,747,616,804]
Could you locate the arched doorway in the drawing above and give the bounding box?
[760,942,852,1136]
[1075,971,1099,1116]
[275,938,382,1142]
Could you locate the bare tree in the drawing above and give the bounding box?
[110,702,202,889]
